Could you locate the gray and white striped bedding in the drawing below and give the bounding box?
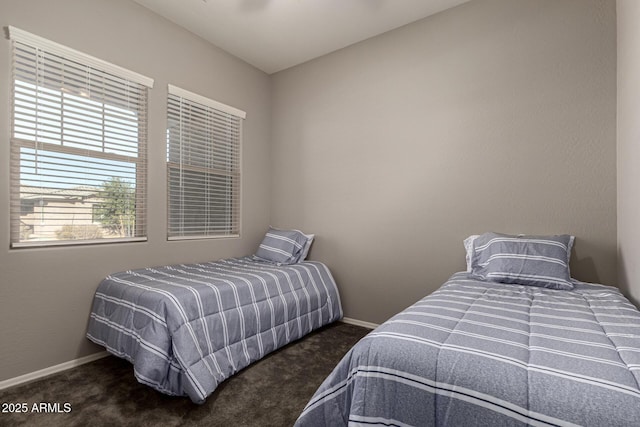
[86,256,342,403]
[296,272,640,426]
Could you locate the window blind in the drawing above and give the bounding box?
[167,85,244,239]
[9,27,153,247]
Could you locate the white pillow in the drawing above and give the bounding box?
[464,235,479,272]
[296,231,315,262]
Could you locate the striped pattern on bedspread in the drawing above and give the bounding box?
[86,256,342,403]
[296,272,640,426]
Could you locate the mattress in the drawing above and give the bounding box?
[296,272,640,426]
[87,256,342,403]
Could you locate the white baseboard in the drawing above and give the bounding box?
[0,351,110,391]
[341,317,379,330]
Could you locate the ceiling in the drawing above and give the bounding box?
[132,0,471,74]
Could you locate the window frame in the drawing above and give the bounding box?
[166,84,245,241]
[8,27,153,249]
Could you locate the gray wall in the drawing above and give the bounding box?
[0,0,620,383]
[617,0,640,307]
[0,0,271,382]
[271,0,617,324]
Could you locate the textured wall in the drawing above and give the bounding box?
[0,0,271,381]
[0,0,620,384]
[617,0,640,307]
[271,0,617,324]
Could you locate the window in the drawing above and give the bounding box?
[9,27,153,247]
[167,85,245,239]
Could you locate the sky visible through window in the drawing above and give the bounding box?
[14,80,139,190]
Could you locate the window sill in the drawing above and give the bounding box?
[11,237,147,249]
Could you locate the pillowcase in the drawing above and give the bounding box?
[255,227,310,265]
[469,232,575,290]
[297,231,315,262]
[463,235,479,272]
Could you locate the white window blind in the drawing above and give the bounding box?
[9,27,153,248]
[167,85,244,240]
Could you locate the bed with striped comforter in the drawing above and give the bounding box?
[296,272,640,426]
[86,256,342,403]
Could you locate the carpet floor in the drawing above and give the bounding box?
[0,322,369,427]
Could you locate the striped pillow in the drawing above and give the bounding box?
[470,232,575,290]
[255,228,309,265]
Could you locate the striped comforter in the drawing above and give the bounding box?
[86,257,342,403]
[296,273,640,426]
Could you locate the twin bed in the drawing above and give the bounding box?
[295,273,640,426]
[296,232,640,426]
[88,231,640,425]
[87,228,342,403]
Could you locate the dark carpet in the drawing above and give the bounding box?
[0,322,369,427]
